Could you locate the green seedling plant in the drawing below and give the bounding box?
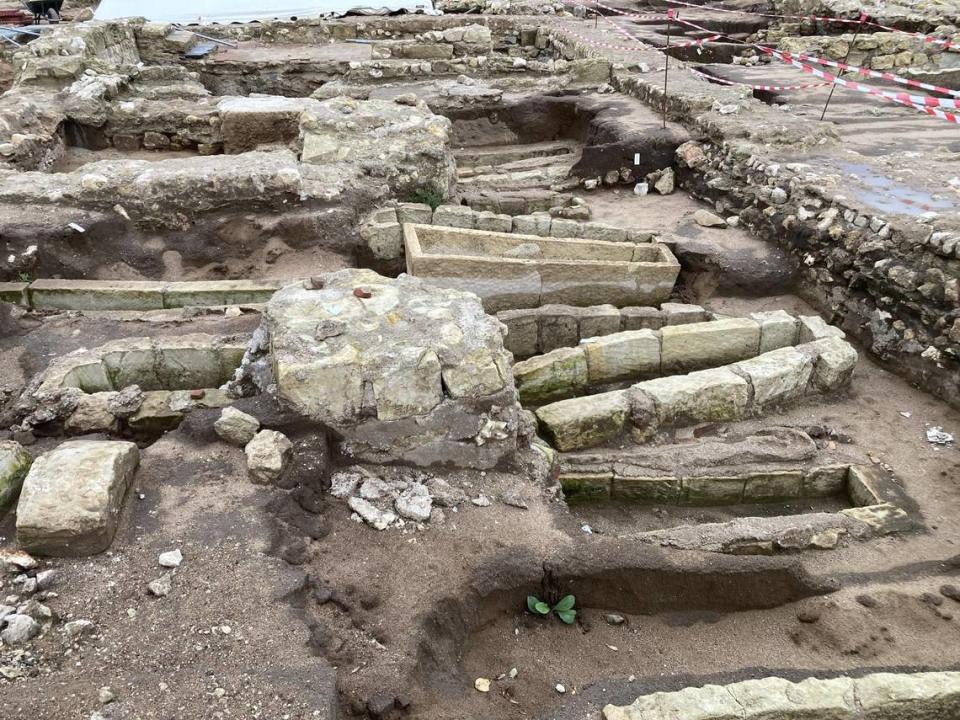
[526,594,577,624]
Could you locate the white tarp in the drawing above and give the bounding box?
[94,0,434,23]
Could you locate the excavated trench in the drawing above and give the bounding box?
[412,546,835,709]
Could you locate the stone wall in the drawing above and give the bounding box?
[515,311,824,404]
[776,31,954,70]
[535,335,857,450]
[603,671,960,720]
[499,302,710,358]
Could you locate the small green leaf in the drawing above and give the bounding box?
[534,601,550,615]
[556,609,577,624]
[554,595,576,612]
[526,596,540,613]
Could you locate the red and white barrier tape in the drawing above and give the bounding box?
[689,67,830,91]
[661,0,958,51]
[562,0,666,20]
[768,48,960,122]
[764,49,959,109]
[559,22,719,52]
[773,48,960,98]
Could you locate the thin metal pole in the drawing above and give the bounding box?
[0,33,21,47]
[663,9,675,129]
[820,12,867,121]
[594,0,599,29]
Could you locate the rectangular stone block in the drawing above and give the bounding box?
[498,309,539,359]
[162,280,281,308]
[560,472,612,501]
[808,336,858,391]
[681,476,746,506]
[612,471,680,503]
[582,329,661,385]
[0,282,28,305]
[549,218,581,238]
[636,367,750,428]
[536,390,630,451]
[620,306,663,331]
[578,304,621,339]
[802,464,849,498]
[218,96,306,154]
[16,440,140,556]
[29,280,165,311]
[476,210,513,233]
[798,314,845,343]
[847,464,884,506]
[661,317,761,373]
[360,221,404,262]
[579,222,627,243]
[854,672,960,716]
[514,347,588,405]
[732,346,814,407]
[539,306,580,352]
[433,204,476,229]
[751,309,799,352]
[742,470,804,502]
[397,202,433,225]
[512,213,551,236]
[661,302,708,325]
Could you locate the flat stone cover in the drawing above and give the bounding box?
[16,440,140,556]
[263,270,520,468]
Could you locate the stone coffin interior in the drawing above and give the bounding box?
[404,223,680,312]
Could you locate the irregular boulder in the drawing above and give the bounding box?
[256,270,520,468]
[245,430,292,484]
[215,406,261,447]
[16,440,139,556]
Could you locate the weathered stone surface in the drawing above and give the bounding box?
[582,329,661,385]
[809,336,858,391]
[65,393,120,435]
[513,347,588,404]
[661,318,761,373]
[258,270,519,469]
[604,671,960,720]
[732,346,814,407]
[244,430,292,484]
[300,96,455,198]
[634,368,750,429]
[16,440,139,556]
[798,315,845,343]
[536,390,629,451]
[0,441,32,512]
[751,310,799,353]
[214,406,261,447]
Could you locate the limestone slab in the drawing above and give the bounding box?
[536,390,629,451]
[635,367,750,429]
[16,440,139,556]
[582,329,661,385]
[732,346,813,407]
[661,317,761,373]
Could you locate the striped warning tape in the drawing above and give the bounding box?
[765,48,960,99]
[764,49,959,110]
[562,0,667,20]
[668,14,960,122]
[673,15,960,107]
[558,22,720,52]
[660,0,959,51]
[689,67,831,91]
[768,49,960,123]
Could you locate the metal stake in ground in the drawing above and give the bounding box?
[663,9,676,129]
[595,0,599,29]
[819,12,868,121]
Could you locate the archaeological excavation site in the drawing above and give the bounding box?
[2,0,960,716]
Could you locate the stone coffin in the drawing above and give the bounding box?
[404,224,679,312]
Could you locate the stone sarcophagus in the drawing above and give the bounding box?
[403,223,680,313]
